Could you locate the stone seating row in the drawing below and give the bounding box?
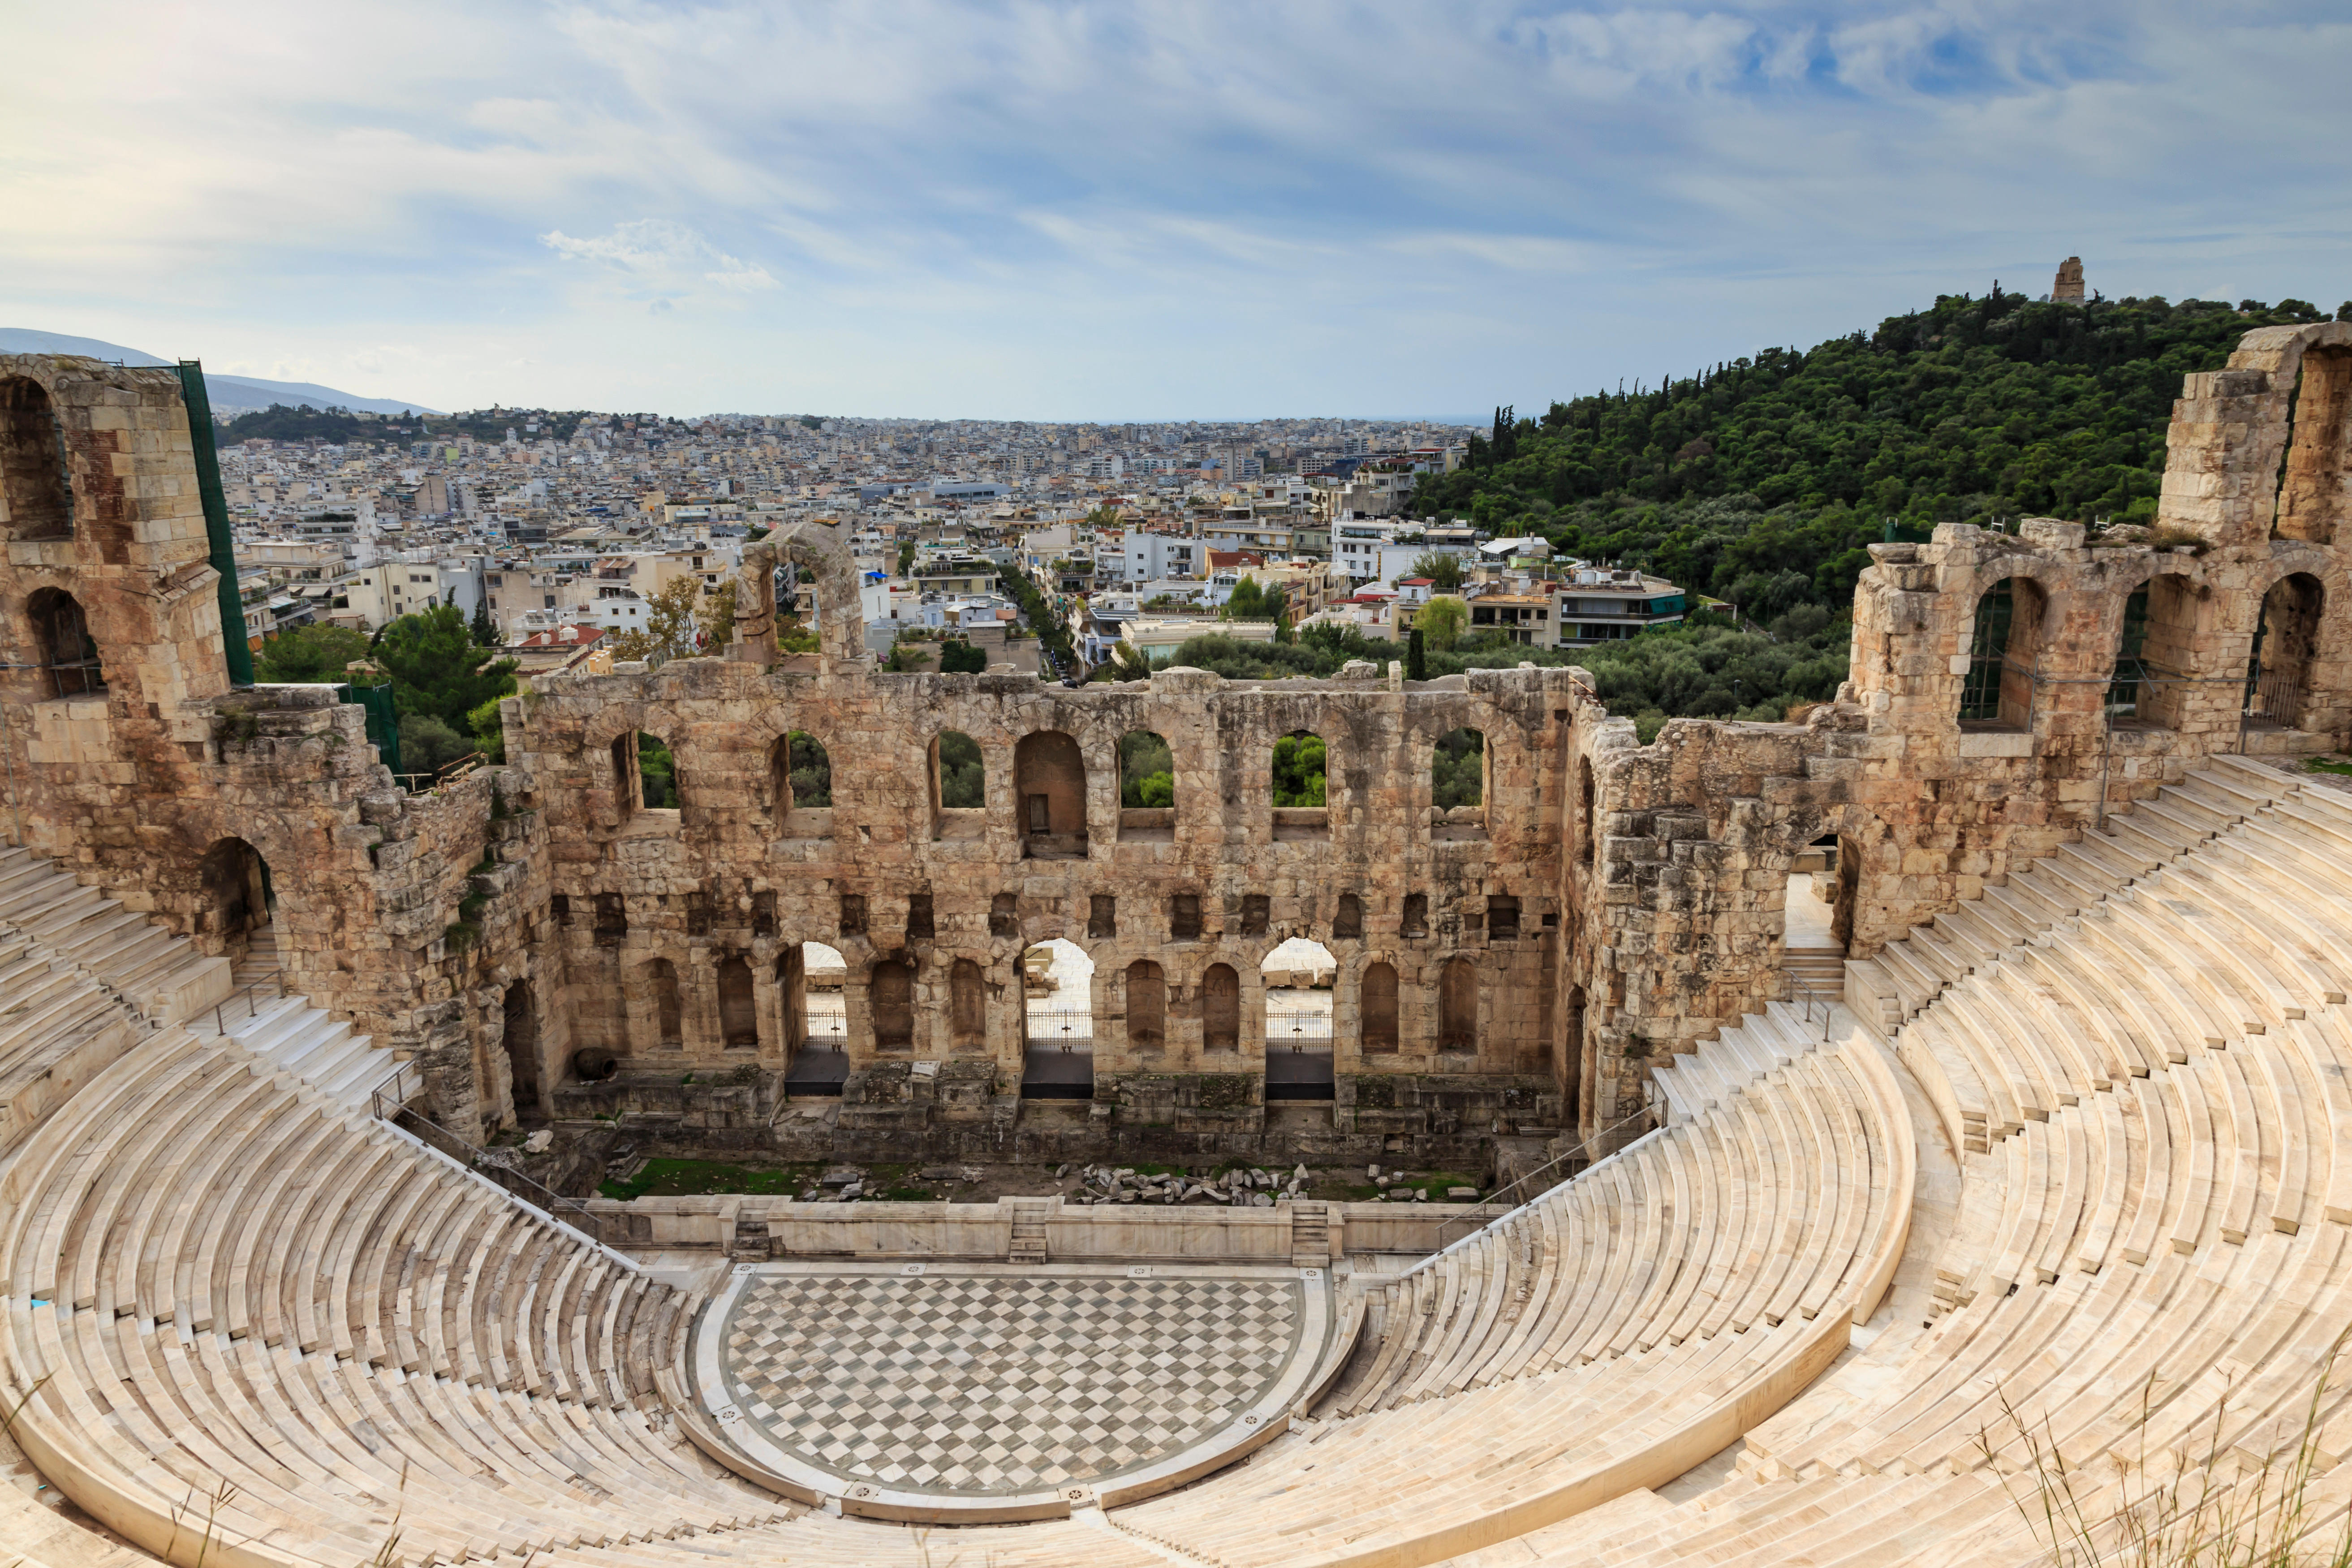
[0,1031,791,1567]
[1334,1034,1906,1419]
[0,846,230,1033]
[1845,756,2297,1032]
[1403,771,2352,1565]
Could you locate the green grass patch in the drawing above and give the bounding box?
[598,1159,820,1201]
[2307,758,2352,777]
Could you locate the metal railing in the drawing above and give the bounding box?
[1022,1007,1095,1051]
[1429,1097,1669,1249]
[207,979,273,1036]
[367,1063,608,1243]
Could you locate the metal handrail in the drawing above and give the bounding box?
[367,1066,607,1241]
[207,979,271,1036]
[1427,1096,1668,1249]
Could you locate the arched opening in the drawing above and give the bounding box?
[1014,730,1088,858]
[197,836,271,957]
[1202,962,1241,1053]
[1432,726,1485,839]
[2249,573,2324,731]
[1438,956,1478,1053]
[1577,758,1596,870]
[1361,961,1400,1053]
[870,958,916,1051]
[950,957,986,1051]
[502,980,541,1120]
[2276,345,2352,545]
[1262,937,1335,1098]
[641,957,683,1051]
[931,729,985,839]
[1784,832,1851,1003]
[1020,939,1093,1098]
[781,941,849,1094]
[2135,574,2203,731]
[1118,729,1175,843]
[25,588,103,698]
[1957,576,2046,730]
[633,731,678,811]
[1125,959,1166,1052]
[0,376,73,541]
[2106,583,2153,725]
[771,729,832,835]
[1831,836,1860,952]
[1272,729,1328,840]
[717,953,758,1048]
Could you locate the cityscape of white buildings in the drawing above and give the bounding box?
[217,407,1685,677]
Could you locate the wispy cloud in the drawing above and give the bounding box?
[0,1,2347,417]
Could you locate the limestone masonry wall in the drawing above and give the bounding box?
[7,324,2352,1163]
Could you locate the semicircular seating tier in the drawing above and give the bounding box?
[10,755,2352,1566]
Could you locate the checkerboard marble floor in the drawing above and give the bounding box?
[719,1267,1303,1495]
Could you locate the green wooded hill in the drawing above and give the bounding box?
[1410,289,2338,620]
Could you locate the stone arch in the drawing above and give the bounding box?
[2249,571,2326,731]
[196,836,271,954]
[1432,725,1485,814]
[1116,728,1175,843]
[717,952,758,1048]
[1014,730,1087,858]
[631,729,679,811]
[2112,569,2204,730]
[870,957,916,1051]
[738,523,864,666]
[771,728,832,837]
[0,375,73,542]
[931,729,985,821]
[1958,572,2050,730]
[24,587,103,698]
[1271,729,1328,840]
[1360,960,1400,1053]
[1438,956,1478,1052]
[502,979,542,1119]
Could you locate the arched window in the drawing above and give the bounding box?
[1361,961,1399,1053]
[771,729,831,818]
[2134,574,2203,731]
[950,957,986,1050]
[644,958,683,1050]
[2250,573,2324,730]
[1438,957,1477,1052]
[932,730,984,837]
[26,588,102,698]
[1118,729,1174,842]
[718,953,758,1048]
[870,959,915,1051]
[1958,577,2046,729]
[2107,583,2152,723]
[1014,730,1087,858]
[0,376,72,541]
[634,732,678,810]
[1202,963,1241,1052]
[1332,892,1363,940]
[1433,728,1485,835]
[1272,729,1327,841]
[1125,960,1165,1051]
[503,980,541,1118]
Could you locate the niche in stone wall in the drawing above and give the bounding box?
[1202,963,1241,1053]
[502,980,541,1118]
[1118,729,1175,842]
[1016,731,1088,858]
[1333,892,1363,940]
[0,376,73,542]
[1361,961,1400,1053]
[642,957,683,1051]
[2132,574,2203,732]
[1432,727,1486,840]
[197,836,271,952]
[1125,959,1166,1052]
[870,958,916,1051]
[1438,956,1478,1053]
[950,957,986,1050]
[1957,576,2046,732]
[932,731,985,840]
[1271,730,1329,840]
[1400,893,1428,939]
[717,953,758,1048]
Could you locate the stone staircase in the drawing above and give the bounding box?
[196,992,403,1115]
[1008,1198,1051,1263]
[1289,1200,1330,1268]
[1784,943,1846,1002]
[0,844,230,1029]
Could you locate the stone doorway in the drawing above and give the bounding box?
[503,979,542,1120]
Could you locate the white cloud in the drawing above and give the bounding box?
[540,220,778,295]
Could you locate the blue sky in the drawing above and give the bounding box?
[5,1,2349,420]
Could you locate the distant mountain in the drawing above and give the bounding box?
[0,329,444,416]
